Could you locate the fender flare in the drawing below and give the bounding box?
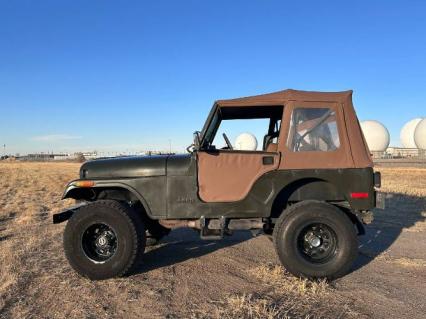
[62,180,153,218]
[270,179,365,235]
[270,177,346,218]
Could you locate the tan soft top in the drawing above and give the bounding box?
[215,89,353,107]
[214,89,373,169]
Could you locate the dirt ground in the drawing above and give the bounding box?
[0,163,425,319]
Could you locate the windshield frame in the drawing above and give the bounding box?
[200,105,222,149]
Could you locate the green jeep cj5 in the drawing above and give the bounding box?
[53,89,384,280]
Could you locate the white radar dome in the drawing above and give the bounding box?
[235,133,258,151]
[400,118,422,148]
[414,118,426,149]
[360,120,390,152]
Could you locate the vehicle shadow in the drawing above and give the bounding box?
[132,228,253,275]
[132,192,425,276]
[351,192,426,272]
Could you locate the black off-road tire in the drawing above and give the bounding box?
[64,200,146,280]
[273,201,358,280]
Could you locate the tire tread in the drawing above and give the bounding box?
[272,200,358,280]
[64,200,146,280]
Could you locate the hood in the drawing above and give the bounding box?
[80,155,169,179]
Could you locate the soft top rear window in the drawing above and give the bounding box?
[287,107,340,152]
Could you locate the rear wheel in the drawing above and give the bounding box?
[273,201,358,280]
[64,200,146,280]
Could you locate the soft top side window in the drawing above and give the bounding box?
[287,107,340,152]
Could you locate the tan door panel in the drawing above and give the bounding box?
[197,151,280,203]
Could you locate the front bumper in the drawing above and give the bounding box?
[52,202,88,224]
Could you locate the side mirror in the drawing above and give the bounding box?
[187,131,202,153]
[193,131,201,149]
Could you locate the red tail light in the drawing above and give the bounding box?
[351,192,369,199]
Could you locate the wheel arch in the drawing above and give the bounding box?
[270,178,365,234]
[270,178,344,218]
[63,183,153,218]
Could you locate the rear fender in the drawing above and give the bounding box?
[270,178,365,234]
[271,178,343,218]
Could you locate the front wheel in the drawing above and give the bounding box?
[63,200,146,280]
[273,201,358,280]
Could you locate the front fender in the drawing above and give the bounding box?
[62,179,85,199]
[62,179,153,218]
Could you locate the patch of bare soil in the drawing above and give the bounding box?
[0,163,425,318]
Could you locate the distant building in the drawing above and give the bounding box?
[385,147,421,158]
[18,153,72,161]
[81,152,98,160]
[53,154,71,161]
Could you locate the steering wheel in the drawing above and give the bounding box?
[222,133,233,150]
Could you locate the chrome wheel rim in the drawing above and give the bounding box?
[297,223,337,264]
[82,223,118,264]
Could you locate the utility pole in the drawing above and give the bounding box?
[3,144,5,157]
[169,139,172,154]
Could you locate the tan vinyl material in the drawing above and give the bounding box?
[197,151,279,202]
[266,143,278,152]
[197,89,373,203]
[215,89,373,169]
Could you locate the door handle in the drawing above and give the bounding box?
[262,156,274,165]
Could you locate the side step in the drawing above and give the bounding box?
[199,216,227,240]
[199,217,264,240]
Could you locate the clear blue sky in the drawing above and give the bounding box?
[0,0,425,154]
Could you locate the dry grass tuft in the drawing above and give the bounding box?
[205,264,357,319]
[220,294,283,319]
[391,257,426,268]
[380,256,426,268]
[249,264,329,297]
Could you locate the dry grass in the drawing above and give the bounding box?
[368,167,426,233]
[378,167,426,197]
[375,256,426,268]
[249,264,329,297]
[389,257,426,268]
[205,264,357,319]
[0,162,79,316]
[0,162,425,318]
